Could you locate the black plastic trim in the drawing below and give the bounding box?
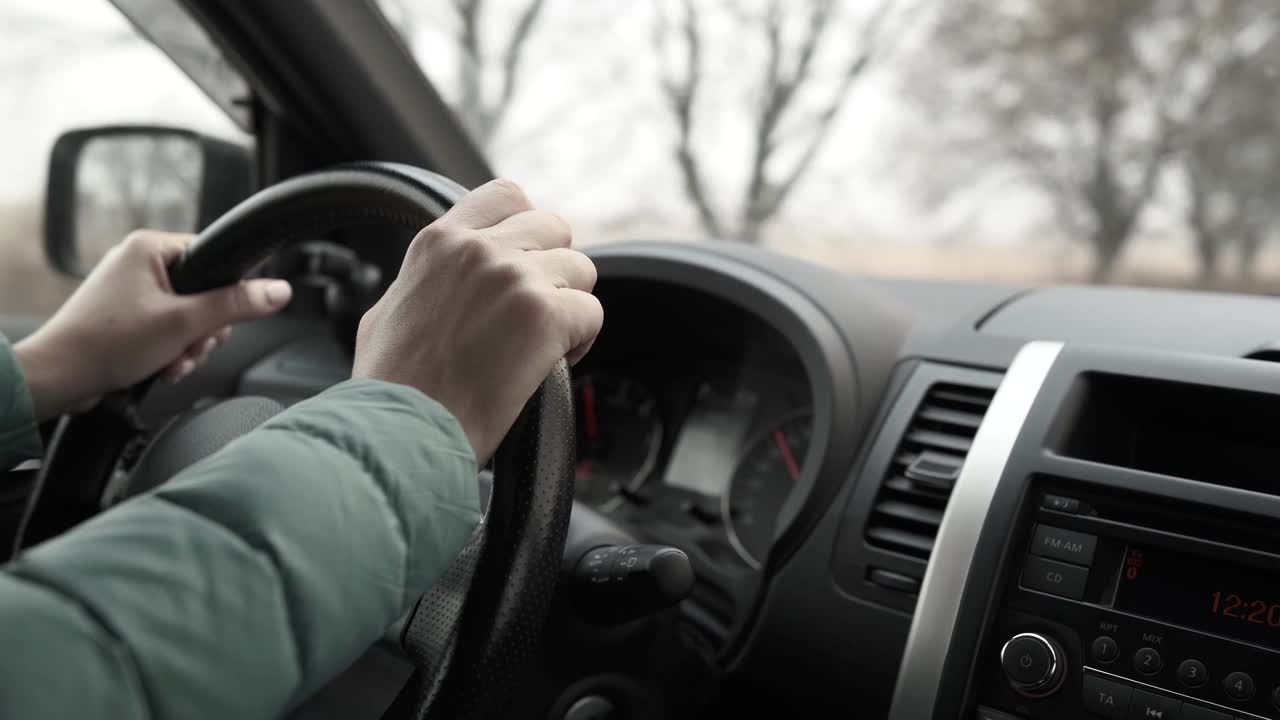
[833,363,1004,613]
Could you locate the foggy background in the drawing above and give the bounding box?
[5,0,1280,315]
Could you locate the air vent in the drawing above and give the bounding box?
[864,383,996,562]
[1244,345,1280,363]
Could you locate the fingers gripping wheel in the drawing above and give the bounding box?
[18,162,467,549]
[391,362,575,720]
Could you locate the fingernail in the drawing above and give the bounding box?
[203,336,218,353]
[179,358,196,377]
[264,280,292,307]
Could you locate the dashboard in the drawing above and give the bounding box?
[582,241,1280,720]
[21,236,1280,719]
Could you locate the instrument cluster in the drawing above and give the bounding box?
[571,280,812,574]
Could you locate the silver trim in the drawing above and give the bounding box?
[999,633,1058,692]
[888,341,1064,719]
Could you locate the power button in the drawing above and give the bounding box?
[1000,633,1066,697]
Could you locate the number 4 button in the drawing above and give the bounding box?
[1223,671,1255,702]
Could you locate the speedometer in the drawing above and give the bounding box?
[573,374,663,507]
[724,411,812,569]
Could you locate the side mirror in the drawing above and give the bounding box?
[43,125,253,277]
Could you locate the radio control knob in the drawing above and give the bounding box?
[1000,632,1067,697]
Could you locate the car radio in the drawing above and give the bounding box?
[977,485,1280,720]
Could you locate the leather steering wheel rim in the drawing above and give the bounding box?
[24,162,576,720]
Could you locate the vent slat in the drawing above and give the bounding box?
[873,500,943,528]
[927,387,994,409]
[866,526,935,556]
[904,428,973,454]
[865,382,998,578]
[915,404,985,430]
[883,476,951,506]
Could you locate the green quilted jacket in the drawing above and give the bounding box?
[0,336,483,718]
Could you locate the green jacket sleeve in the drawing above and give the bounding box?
[0,335,42,469]
[0,378,482,719]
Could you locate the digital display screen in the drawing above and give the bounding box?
[1114,546,1280,649]
[663,383,759,497]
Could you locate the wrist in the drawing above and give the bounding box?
[13,331,97,421]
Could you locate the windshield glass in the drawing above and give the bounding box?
[382,0,1280,294]
[110,0,252,129]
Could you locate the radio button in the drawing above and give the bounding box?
[1222,672,1254,702]
[1092,636,1119,663]
[1179,705,1231,720]
[1021,555,1088,600]
[1133,647,1163,676]
[1031,524,1098,566]
[1126,689,1180,720]
[1000,633,1065,697]
[1176,659,1207,688]
[1084,673,1132,719]
[1042,494,1081,513]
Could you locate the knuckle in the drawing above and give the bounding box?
[455,232,495,270]
[120,230,152,254]
[575,252,598,289]
[407,222,449,259]
[489,177,532,208]
[485,257,528,289]
[166,303,200,336]
[547,212,573,247]
[356,305,379,340]
[509,283,554,324]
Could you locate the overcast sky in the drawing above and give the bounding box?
[0,0,1069,254]
[0,0,242,203]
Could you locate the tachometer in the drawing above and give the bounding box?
[724,412,812,569]
[573,374,663,507]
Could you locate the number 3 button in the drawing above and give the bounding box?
[1177,659,1207,688]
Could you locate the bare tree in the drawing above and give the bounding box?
[75,136,202,264]
[914,0,1272,280]
[383,0,548,148]
[1180,22,1280,280]
[653,0,894,244]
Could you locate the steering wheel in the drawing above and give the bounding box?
[16,162,576,720]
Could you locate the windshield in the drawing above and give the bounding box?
[381,0,1280,294]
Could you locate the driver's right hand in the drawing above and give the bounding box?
[352,178,602,463]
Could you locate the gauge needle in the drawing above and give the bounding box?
[577,380,599,478]
[774,429,801,481]
[581,380,599,440]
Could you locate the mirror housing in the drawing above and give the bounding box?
[44,125,253,277]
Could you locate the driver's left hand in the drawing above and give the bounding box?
[14,230,293,420]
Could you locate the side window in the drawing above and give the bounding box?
[0,1,247,316]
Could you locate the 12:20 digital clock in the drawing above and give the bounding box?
[1115,546,1280,648]
[1209,591,1280,628]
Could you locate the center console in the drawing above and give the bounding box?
[983,485,1280,720]
[889,342,1280,720]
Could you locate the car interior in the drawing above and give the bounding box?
[3,2,1280,720]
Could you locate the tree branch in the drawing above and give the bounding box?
[490,0,549,135]
[755,0,893,223]
[451,0,489,141]
[739,0,841,240]
[655,0,723,237]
